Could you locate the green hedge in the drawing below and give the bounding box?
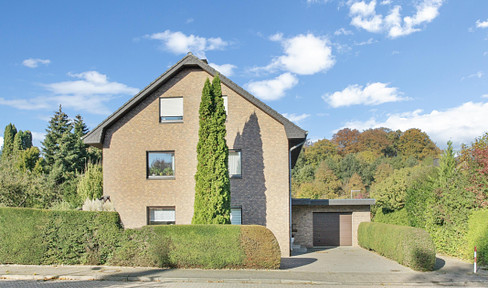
[110,224,281,269]
[465,209,488,265]
[0,207,281,269]
[0,207,121,265]
[358,222,436,271]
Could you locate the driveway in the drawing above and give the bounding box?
[281,247,412,273]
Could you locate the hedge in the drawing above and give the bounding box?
[373,208,410,227]
[464,209,488,265]
[358,222,436,271]
[0,207,281,269]
[0,207,121,265]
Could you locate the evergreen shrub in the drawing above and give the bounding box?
[358,222,436,271]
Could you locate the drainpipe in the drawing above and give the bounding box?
[289,139,306,255]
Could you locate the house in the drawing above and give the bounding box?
[84,53,307,256]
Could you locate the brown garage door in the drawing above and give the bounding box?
[313,212,352,246]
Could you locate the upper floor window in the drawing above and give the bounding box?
[229,150,241,178]
[223,96,228,115]
[160,97,183,122]
[147,151,175,179]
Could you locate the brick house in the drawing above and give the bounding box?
[84,53,307,256]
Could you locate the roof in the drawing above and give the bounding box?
[83,53,307,166]
[292,198,376,206]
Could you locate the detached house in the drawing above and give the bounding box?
[84,53,307,256]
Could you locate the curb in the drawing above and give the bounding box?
[2,274,488,286]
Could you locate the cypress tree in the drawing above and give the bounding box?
[1,123,17,161]
[192,74,230,224]
[210,75,230,224]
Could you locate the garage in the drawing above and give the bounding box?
[313,212,352,246]
[291,198,375,250]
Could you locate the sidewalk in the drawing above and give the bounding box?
[1,248,487,286]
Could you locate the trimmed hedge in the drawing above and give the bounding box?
[465,209,488,265]
[0,207,281,269]
[358,222,436,271]
[0,207,121,265]
[110,225,281,269]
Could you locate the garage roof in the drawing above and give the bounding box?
[292,198,376,206]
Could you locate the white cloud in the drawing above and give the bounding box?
[22,58,50,68]
[254,33,335,75]
[461,71,484,80]
[348,0,444,38]
[334,28,353,36]
[0,71,139,115]
[476,19,488,29]
[31,132,45,146]
[282,113,311,123]
[246,73,299,101]
[354,37,377,46]
[0,137,3,149]
[482,94,488,99]
[380,0,391,4]
[324,82,406,107]
[209,63,237,77]
[340,101,488,147]
[146,30,228,57]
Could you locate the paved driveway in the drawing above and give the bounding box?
[282,247,415,273]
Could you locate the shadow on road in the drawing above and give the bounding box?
[280,257,317,269]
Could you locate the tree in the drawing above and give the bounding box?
[397,128,439,160]
[358,128,392,155]
[332,128,360,156]
[42,105,72,168]
[193,74,231,224]
[1,123,17,161]
[302,139,337,166]
[77,162,103,201]
[343,173,367,199]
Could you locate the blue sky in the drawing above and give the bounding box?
[1,0,487,150]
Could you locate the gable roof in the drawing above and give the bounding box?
[84,53,307,159]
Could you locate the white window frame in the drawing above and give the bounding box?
[160,97,183,122]
[147,206,175,225]
[147,151,175,179]
[230,207,242,225]
[228,149,241,178]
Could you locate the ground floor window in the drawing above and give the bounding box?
[230,207,242,225]
[147,206,175,225]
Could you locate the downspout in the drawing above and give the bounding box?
[289,139,306,255]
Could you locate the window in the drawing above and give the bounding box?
[147,151,175,179]
[230,207,242,225]
[147,207,175,225]
[228,150,241,178]
[223,96,228,115]
[160,97,183,122]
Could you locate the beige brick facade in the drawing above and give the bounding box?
[292,205,371,247]
[102,67,292,256]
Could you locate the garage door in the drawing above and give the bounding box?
[313,212,352,246]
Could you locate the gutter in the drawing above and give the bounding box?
[289,139,306,254]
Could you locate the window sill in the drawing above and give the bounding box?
[147,176,175,180]
[160,120,184,124]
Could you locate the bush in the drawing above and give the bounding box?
[373,208,409,226]
[465,209,488,265]
[0,207,281,269]
[111,225,280,269]
[0,207,122,265]
[358,222,436,271]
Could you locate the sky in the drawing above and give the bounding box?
[1,0,488,150]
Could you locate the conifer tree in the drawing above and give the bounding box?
[42,105,71,167]
[193,74,231,224]
[1,123,17,161]
[73,114,89,170]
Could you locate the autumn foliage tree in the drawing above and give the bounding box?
[332,128,360,156]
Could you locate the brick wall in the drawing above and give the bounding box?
[103,67,291,256]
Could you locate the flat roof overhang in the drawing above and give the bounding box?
[292,198,376,206]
